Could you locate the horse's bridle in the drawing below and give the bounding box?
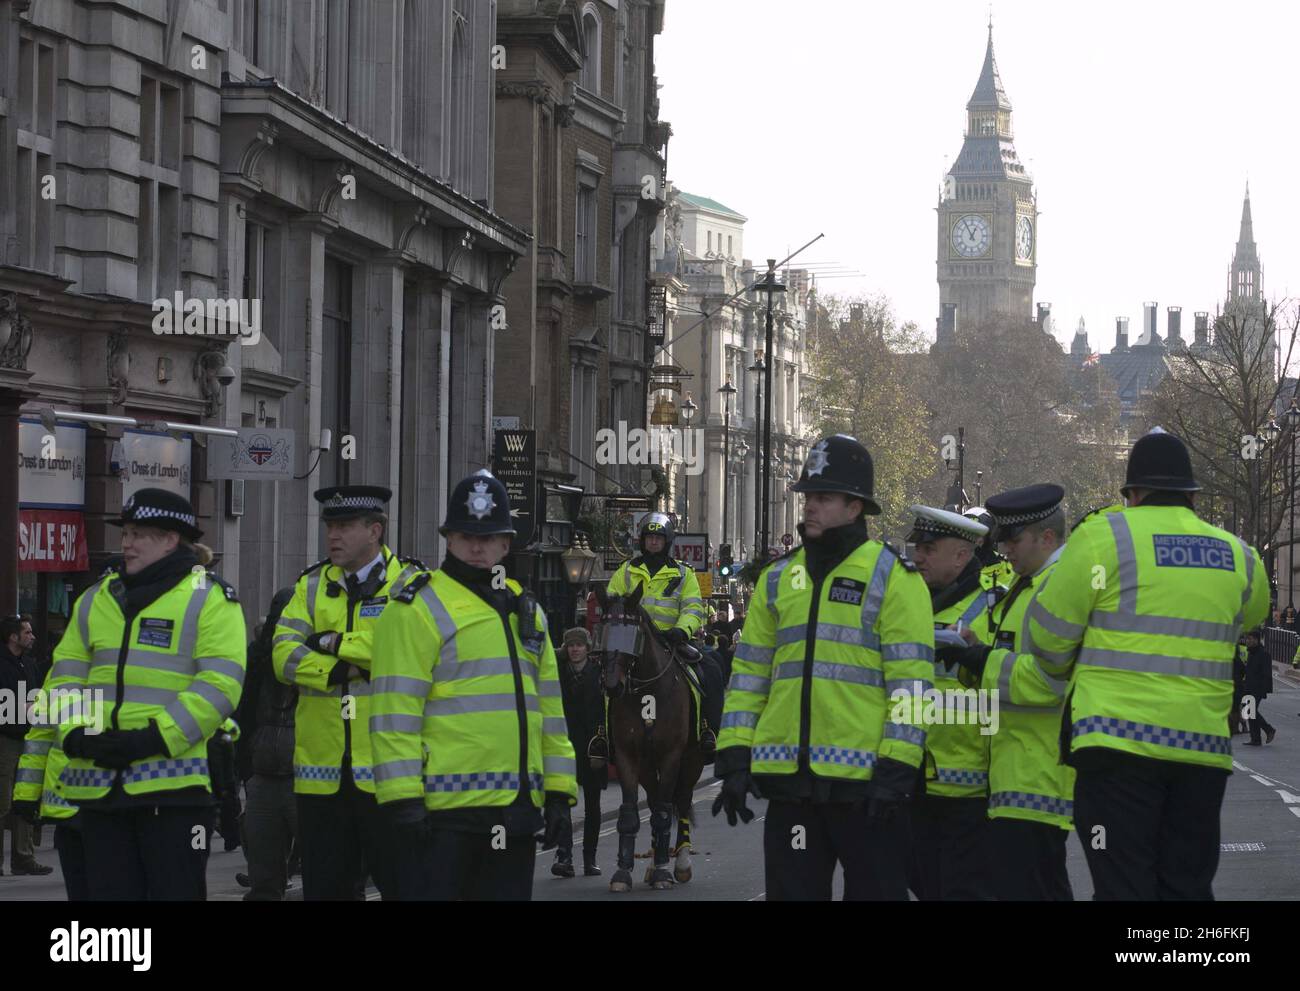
[602,605,678,695]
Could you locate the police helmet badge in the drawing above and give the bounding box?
[467,479,496,520]
[123,494,136,516]
[327,493,345,508]
[804,439,830,477]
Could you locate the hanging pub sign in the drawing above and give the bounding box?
[492,428,536,551]
[647,284,667,339]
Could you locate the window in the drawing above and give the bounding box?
[136,74,183,301]
[14,36,57,272]
[321,257,354,489]
[449,20,471,191]
[707,231,712,254]
[570,359,597,488]
[326,0,350,119]
[575,184,596,283]
[727,235,733,258]
[579,8,601,93]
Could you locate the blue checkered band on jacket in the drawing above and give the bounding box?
[295,764,342,782]
[424,771,545,793]
[123,757,208,783]
[61,768,117,789]
[935,768,988,786]
[42,789,75,809]
[989,790,1072,818]
[752,744,876,769]
[350,765,375,782]
[130,505,196,527]
[1072,715,1230,755]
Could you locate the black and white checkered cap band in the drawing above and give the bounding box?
[992,504,1060,527]
[325,496,385,511]
[130,506,196,527]
[911,518,980,541]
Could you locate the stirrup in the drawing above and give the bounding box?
[587,731,609,770]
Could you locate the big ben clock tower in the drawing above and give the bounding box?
[935,23,1037,346]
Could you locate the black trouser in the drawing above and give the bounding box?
[54,821,89,902]
[79,805,213,900]
[558,783,602,862]
[908,794,994,900]
[296,773,389,901]
[1248,704,1275,744]
[762,799,909,901]
[396,828,536,900]
[243,774,297,901]
[986,817,1073,901]
[1073,755,1227,900]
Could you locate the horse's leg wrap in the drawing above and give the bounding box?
[650,804,674,867]
[675,815,692,853]
[616,802,639,871]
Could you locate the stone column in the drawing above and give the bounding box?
[363,254,406,531]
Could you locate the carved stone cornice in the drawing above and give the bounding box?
[496,80,554,106]
[106,329,131,405]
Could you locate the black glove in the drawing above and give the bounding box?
[62,727,92,759]
[90,722,168,770]
[664,627,688,647]
[306,631,340,656]
[220,795,242,852]
[539,792,571,849]
[381,797,431,846]
[10,800,40,826]
[865,757,917,825]
[326,660,353,686]
[951,644,991,678]
[711,770,760,826]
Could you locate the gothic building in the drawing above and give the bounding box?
[935,24,1037,345]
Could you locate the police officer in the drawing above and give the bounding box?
[904,505,992,900]
[1022,429,1269,900]
[272,484,423,900]
[13,488,246,899]
[601,512,712,757]
[964,505,1014,602]
[940,484,1075,901]
[369,470,578,900]
[714,435,934,900]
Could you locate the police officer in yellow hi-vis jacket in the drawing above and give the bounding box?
[904,504,993,901]
[715,434,935,901]
[273,484,423,900]
[15,488,245,900]
[370,470,578,900]
[1023,429,1269,900]
[941,484,1075,901]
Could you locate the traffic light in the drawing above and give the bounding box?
[719,543,733,577]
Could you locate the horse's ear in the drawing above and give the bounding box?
[594,585,609,609]
[626,583,644,610]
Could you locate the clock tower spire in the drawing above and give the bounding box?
[935,25,1037,347]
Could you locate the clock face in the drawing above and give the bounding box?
[951,215,991,258]
[1016,215,1034,260]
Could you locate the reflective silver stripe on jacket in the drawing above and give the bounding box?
[305,571,322,624]
[433,655,537,684]
[177,583,216,658]
[765,557,795,619]
[418,583,459,666]
[729,673,771,695]
[278,617,312,637]
[76,580,103,654]
[1231,535,1255,629]
[881,642,935,664]
[860,546,896,637]
[373,759,423,783]
[734,641,775,666]
[49,659,90,681]
[721,711,758,729]
[773,660,884,688]
[369,713,424,734]
[958,595,987,628]
[424,694,541,717]
[372,675,433,697]
[883,722,926,746]
[1075,648,1231,681]
[543,756,576,777]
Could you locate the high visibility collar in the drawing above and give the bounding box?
[325,545,395,586]
[1032,544,1064,579]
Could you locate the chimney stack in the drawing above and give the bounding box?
[1144,302,1160,344]
[1167,306,1183,346]
[1194,311,1209,347]
[1115,317,1129,352]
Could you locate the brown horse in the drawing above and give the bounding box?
[599,585,704,892]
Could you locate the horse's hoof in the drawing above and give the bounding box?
[651,867,675,889]
[610,870,633,893]
[643,865,654,884]
[675,866,693,884]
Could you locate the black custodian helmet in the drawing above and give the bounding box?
[790,434,881,515]
[440,470,516,536]
[1122,427,1201,495]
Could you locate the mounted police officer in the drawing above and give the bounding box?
[369,470,578,900]
[14,488,246,899]
[600,512,712,759]
[272,484,424,900]
[1022,429,1269,899]
[715,435,935,900]
[905,505,993,901]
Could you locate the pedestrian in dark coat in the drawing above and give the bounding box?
[1242,630,1276,746]
[553,627,606,878]
[1231,641,1247,735]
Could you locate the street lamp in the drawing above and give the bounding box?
[1263,416,1281,596]
[718,377,738,548]
[1286,399,1300,609]
[680,393,697,530]
[561,533,599,627]
[736,437,750,558]
[975,469,983,507]
[749,351,766,556]
[755,261,786,558]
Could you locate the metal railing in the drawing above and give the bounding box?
[1262,626,1299,667]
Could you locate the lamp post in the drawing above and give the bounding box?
[756,261,785,558]
[975,469,983,508]
[749,351,766,556]
[680,393,697,530]
[1286,399,1300,609]
[561,533,598,626]
[718,377,737,547]
[1263,416,1281,594]
[736,437,750,561]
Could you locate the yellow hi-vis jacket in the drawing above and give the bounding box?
[368,569,578,810]
[607,557,704,636]
[927,586,991,798]
[1023,504,1268,771]
[273,546,422,796]
[16,568,246,804]
[718,542,934,783]
[968,548,1075,830]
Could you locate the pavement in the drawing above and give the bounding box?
[3,661,1298,901]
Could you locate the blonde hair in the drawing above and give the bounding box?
[183,539,215,567]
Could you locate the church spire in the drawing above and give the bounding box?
[1235,184,1257,265]
[969,19,1012,111]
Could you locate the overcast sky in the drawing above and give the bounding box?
[655,0,1296,354]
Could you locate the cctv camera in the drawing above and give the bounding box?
[216,364,236,386]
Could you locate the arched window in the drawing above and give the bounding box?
[579,6,601,94]
[450,20,471,190]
